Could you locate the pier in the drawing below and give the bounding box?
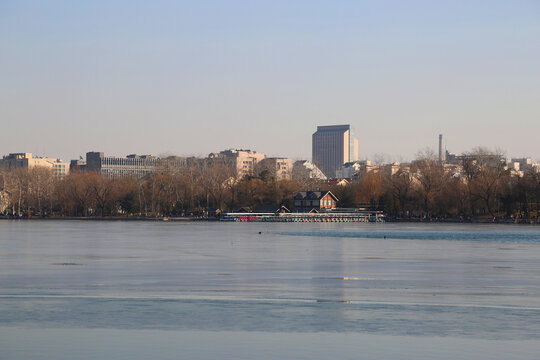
[221,211,385,223]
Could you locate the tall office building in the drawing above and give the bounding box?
[312,125,358,178]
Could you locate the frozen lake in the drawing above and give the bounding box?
[1,221,540,359]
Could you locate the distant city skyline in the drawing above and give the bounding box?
[1,1,539,162]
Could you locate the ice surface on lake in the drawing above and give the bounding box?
[1,221,539,359]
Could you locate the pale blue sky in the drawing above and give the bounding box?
[1,0,539,162]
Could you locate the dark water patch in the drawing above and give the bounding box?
[51,263,83,266]
[277,230,540,243]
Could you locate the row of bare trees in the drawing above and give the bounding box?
[0,164,302,217]
[0,150,539,219]
[332,152,540,220]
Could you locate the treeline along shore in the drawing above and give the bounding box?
[0,151,539,222]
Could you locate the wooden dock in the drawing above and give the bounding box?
[221,211,384,223]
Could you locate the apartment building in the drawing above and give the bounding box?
[0,153,69,177]
[256,157,293,180]
[208,149,265,178]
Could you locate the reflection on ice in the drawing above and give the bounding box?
[0,221,540,351]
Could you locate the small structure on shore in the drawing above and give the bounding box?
[293,191,338,212]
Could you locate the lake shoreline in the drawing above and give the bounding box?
[0,215,537,225]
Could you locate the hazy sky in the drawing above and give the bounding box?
[1,0,539,162]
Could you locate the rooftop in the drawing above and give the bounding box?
[315,124,351,132]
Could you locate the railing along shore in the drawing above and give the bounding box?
[221,211,385,222]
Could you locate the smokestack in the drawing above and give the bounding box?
[438,134,443,162]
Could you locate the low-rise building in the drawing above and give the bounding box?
[69,159,87,172]
[86,152,157,176]
[0,153,69,177]
[293,191,338,211]
[504,158,540,177]
[325,178,351,187]
[511,157,532,170]
[256,157,293,181]
[292,160,327,181]
[208,149,265,178]
[380,162,403,177]
[442,163,463,178]
[336,160,372,178]
[351,163,380,180]
[509,158,540,176]
[84,152,187,177]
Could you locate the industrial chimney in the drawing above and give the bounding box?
[438,134,444,162]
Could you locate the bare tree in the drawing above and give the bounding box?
[391,169,414,216]
[411,150,445,217]
[200,163,235,210]
[461,147,508,217]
